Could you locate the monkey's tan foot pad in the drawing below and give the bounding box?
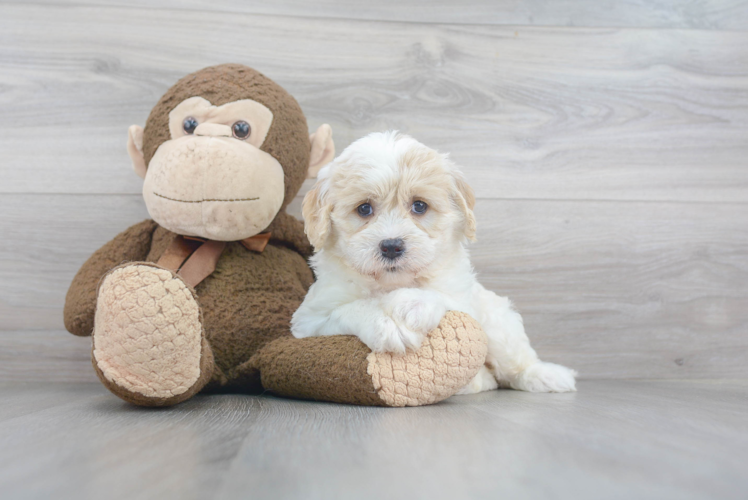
[368,311,488,406]
[92,263,213,406]
[252,311,487,407]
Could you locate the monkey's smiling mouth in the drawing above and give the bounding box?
[153,192,260,203]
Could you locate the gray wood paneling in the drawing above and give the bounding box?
[2,194,746,380]
[0,2,746,382]
[0,195,150,331]
[1,380,746,499]
[1,4,747,202]
[5,0,748,30]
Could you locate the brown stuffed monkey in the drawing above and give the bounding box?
[63,64,487,407]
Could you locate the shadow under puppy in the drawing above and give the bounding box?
[293,131,577,393]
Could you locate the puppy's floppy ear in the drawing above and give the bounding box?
[302,176,333,249]
[451,169,477,241]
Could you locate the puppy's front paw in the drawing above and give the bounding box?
[365,315,423,354]
[510,362,577,393]
[387,288,447,335]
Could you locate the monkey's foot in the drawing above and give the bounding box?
[252,311,488,407]
[367,311,488,406]
[92,263,214,406]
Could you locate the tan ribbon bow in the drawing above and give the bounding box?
[156,233,271,288]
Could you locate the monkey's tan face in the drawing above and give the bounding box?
[142,97,284,241]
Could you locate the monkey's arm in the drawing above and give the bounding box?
[250,311,489,407]
[64,219,159,336]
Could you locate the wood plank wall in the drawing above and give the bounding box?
[1,1,747,382]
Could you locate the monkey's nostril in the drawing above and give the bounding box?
[380,238,405,260]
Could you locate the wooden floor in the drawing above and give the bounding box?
[0,380,745,500]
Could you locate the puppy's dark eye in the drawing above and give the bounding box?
[232,121,251,139]
[357,203,374,217]
[412,200,428,214]
[183,117,198,134]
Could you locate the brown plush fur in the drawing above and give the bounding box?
[251,336,387,406]
[146,222,313,391]
[67,215,377,398]
[63,65,346,401]
[142,64,310,212]
[67,219,313,395]
[64,219,159,337]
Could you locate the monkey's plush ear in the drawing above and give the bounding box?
[307,124,335,179]
[302,179,333,249]
[127,125,147,179]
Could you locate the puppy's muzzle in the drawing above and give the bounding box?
[380,238,405,261]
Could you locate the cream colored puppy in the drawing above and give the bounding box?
[291,132,576,393]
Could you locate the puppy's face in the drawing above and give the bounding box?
[303,132,475,287]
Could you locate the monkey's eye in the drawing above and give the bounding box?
[232,121,251,139]
[357,203,374,217]
[183,117,198,135]
[412,200,428,214]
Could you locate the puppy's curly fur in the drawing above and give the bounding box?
[292,132,576,393]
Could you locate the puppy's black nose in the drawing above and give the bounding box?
[380,238,405,260]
